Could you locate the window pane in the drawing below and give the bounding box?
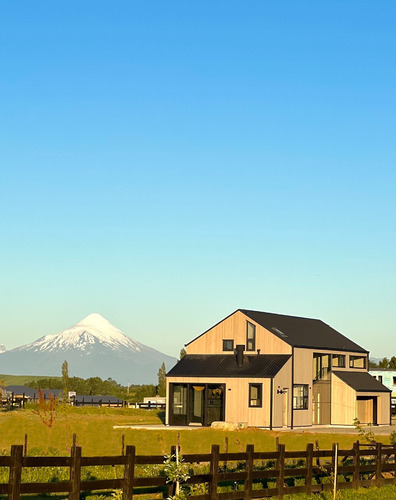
[247,322,256,351]
[223,339,234,351]
[249,383,262,407]
[173,385,187,415]
[293,384,308,410]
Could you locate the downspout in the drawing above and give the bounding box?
[270,378,273,430]
[291,346,294,430]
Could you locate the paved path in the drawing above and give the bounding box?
[114,419,396,435]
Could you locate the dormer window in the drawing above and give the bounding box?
[222,339,234,351]
[246,321,256,351]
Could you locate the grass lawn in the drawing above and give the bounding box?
[0,407,394,456]
[0,374,60,385]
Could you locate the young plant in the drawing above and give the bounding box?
[33,388,59,428]
[164,451,190,500]
[353,418,375,444]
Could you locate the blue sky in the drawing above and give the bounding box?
[0,1,395,365]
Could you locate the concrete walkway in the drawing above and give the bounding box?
[114,419,396,435]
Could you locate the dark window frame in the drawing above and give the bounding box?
[293,384,308,410]
[246,321,256,351]
[332,354,346,368]
[248,383,262,408]
[222,339,234,352]
[349,355,367,369]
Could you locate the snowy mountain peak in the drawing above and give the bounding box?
[18,314,143,354]
[0,313,177,384]
[75,313,115,332]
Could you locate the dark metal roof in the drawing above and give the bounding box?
[167,354,291,379]
[72,395,124,404]
[240,309,367,353]
[333,371,391,393]
[3,385,63,398]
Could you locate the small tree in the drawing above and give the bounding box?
[378,357,389,369]
[179,348,186,359]
[33,389,58,428]
[389,356,396,369]
[157,362,166,397]
[62,360,69,391]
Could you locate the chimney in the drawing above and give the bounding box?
[235,344,245,367]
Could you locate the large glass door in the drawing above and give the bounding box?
[171,384,187,425]
[206,384,225,425]
[188,385,205,424]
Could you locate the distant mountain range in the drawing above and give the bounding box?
[0,314,177,385]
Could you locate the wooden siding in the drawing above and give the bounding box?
[186,310,292,355]
[331,373,356,425]
[272,358,292,428]
[166,376,271,427]
[293,349,313,427]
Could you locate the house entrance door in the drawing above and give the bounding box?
[206,384,225,425]
[188,386,205,425]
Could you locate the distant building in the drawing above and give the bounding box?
[369,369,396,397]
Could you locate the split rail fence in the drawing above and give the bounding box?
[1,441,396,499]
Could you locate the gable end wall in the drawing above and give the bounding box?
[186,311,292,355]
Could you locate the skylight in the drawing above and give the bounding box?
[272,327,288,338]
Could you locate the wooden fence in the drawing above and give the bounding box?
[1,441,396,499]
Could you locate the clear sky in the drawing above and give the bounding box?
[0,1,395,363]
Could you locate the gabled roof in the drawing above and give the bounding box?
[167,354,291,378]
[186,309,367,353]
[240,310,367,353]
[333,371,391,393]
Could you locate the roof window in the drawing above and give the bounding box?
[272,327,288,338]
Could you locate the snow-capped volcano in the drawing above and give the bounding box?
[23,313,143,353]
[0,314,177,384]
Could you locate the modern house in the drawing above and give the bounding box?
[166,309,391,428]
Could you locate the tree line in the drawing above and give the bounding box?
[25,359,169,402]
[369,356,396,369]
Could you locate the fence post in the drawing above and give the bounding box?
[122,434,125,456]
[305,443,313,495]
[352,441,360,488]
[276,443,285,499]
[375,442,383,486]
[24,434,28,457]
[9,445,23,500]
[209,444,220,500]
[123,445,135,500]
[70,445,82,500]
[223,436,228,470]
[244,444,254,500]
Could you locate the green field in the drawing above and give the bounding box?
[0,374,60,386]
[0,407,395,499]
[0,406,393,456]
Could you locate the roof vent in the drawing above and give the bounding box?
[271,327,288,338]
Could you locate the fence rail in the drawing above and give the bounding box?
[1,441,395,499]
